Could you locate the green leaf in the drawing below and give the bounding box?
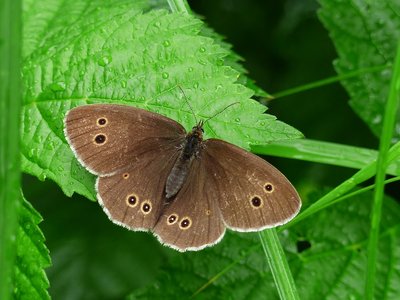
[0,0,22,298]
[200,25,268,97]
[128,232,280,299]
[24,178,163,300]
[21,1,302,199]
[318,0,400,141]
[13,195,51,300]
[293,192,400,299]
[128,191,400,299]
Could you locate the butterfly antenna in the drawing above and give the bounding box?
[177,85,198,124]
[204,102,240,124]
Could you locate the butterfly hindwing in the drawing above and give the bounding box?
[202,139,301,231]
[97,144,181,231]
[153,158,225,251]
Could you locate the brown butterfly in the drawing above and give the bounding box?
[64,104,301,251]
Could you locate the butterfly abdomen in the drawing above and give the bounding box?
[165,127,203,198]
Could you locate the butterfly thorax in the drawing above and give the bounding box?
[165,122,204,199]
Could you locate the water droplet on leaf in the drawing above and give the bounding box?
[372,115,382,124]
[162,72,169,79]
[38,173,47,181]
[50,82,66,92]
[46,141,55,150]
[98,56,112,67]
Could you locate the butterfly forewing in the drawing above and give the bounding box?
[64,104,186,176]
[203,139,301,231]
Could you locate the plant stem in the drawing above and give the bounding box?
[167,0,192,14]
[0,0,22,299]
[365,40,400,300]
[259,230,300,300]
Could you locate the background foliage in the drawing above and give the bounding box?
[13,0,400,299]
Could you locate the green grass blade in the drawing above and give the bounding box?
[167,0,192,14]
[365,40,400,300]
[328,176,400,208]
[271,65,389,99]
[0,0,22,299]
[252,139,400,176]
[283,141,400,229]
[259,230,300,300]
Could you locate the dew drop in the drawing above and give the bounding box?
[121,81,127,88]
[260,121,266,126]
[216,58,224,66]
[235,118,240,123]
[372,115,382,124]
[215,84,223,91]
[162,72,169,79]
[98,56,112,67]
[38,173,47,181]
[199,47,206,53]
[46,141,55,150]
[50,81,66,92]
[188,67,194,72]
[376,19,385,26]
[163,40,170,47]
[34,135,43,143]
